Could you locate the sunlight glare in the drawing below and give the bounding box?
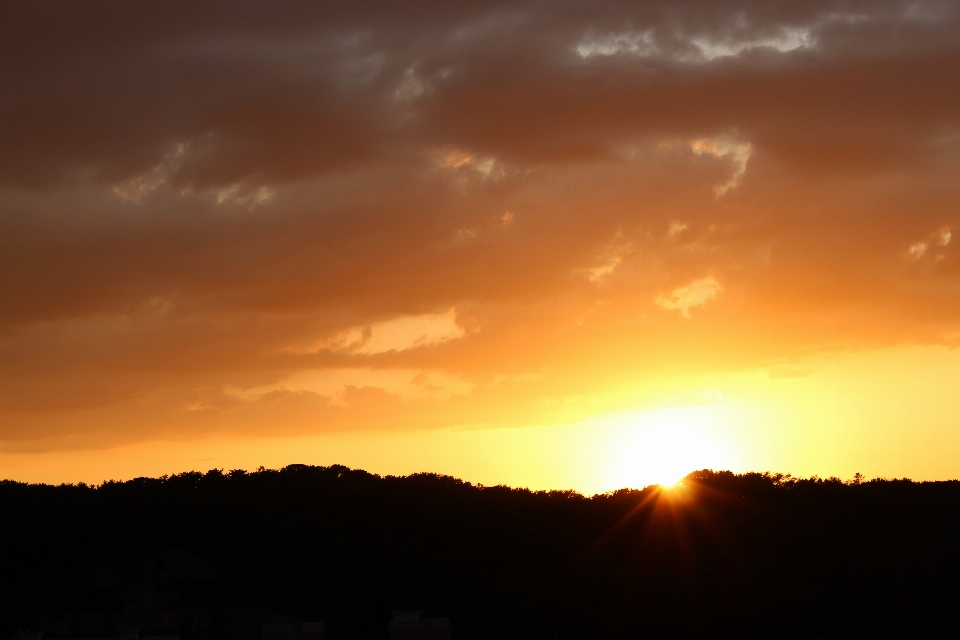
[608,404,737,489]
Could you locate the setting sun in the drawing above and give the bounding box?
[607,405,738,489]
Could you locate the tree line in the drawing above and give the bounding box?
[2,466,959,639]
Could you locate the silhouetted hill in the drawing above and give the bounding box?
[2,466,959,640]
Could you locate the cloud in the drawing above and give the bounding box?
[668,221,689,239]
[1,0,959,452]
[936,226,952,246]
[906,241,929,262]
[906,225,953,263]
[113,144,188,202]
[576,31,657,58]
[576,25,813,62]
[692,26,814,61]
[655,277,723,318]
[691,138,752,196]
[437,149,500,178]
[394,67,428,103]
[280,311,464,357]
[215,185,276,207]
[580,231,633,283]
[350,310,465,355]
[450,228,479,245]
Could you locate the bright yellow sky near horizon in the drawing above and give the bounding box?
[3,2,960,490]
[3,343,957,493]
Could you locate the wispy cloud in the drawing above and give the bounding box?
[692,26,813,60]
[905,225,952,263]
[577,25,813,62]
[691,138,752,196]
[580,232,634,283]
[655,277,723,317]
[113,144,188,202]
[576,30,657,58]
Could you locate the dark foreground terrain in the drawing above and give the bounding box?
[2,466,959,640]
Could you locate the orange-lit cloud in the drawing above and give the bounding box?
[655,277,723,317]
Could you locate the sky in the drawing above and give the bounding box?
[1,0,959,492]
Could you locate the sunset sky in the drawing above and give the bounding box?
[2,0,959,492]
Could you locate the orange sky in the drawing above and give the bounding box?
[2,0,959,491]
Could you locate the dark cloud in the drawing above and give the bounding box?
[4,0,957,188]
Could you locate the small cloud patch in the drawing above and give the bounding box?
[580,231,633,283]
[576,30,657,58]
[691,138,752,196]
[353,309,465,354]
[113,143,187,202]
[668,220,689,239]
[655,277,722,317]
[905,225,951,264]
[216,185,275,207]
[437,148,501,179]
[576,26,813,62]
[394,67,427,103]
[692,27,813,61]
[906,241,929,262]
[451,228,479,245]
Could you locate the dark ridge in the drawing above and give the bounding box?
[2,466,959,640]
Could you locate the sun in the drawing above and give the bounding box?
[652,471,685,489]
[608,405,735,489]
